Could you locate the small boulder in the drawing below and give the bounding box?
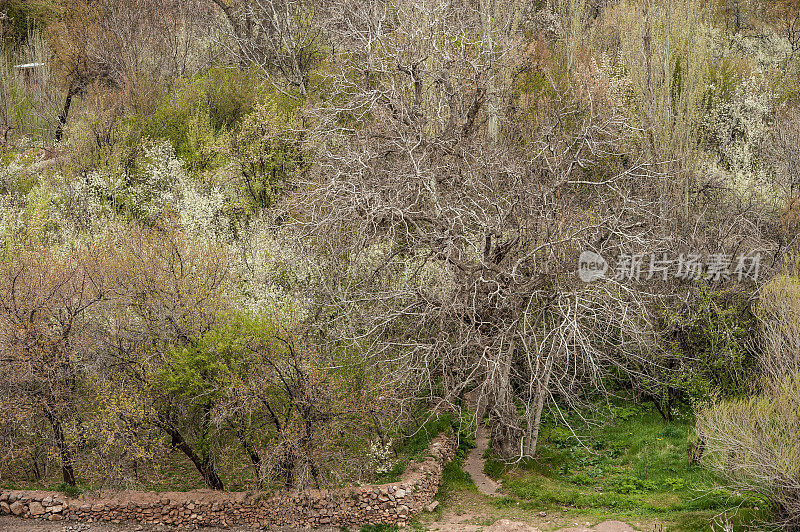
[29,501,46,516]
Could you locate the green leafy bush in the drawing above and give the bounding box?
[138,68,262,173]
[607,474,657,494]
[233,93,302,212]
[647,283,757,416]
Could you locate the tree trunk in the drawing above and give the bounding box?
[489,338,522,458]
[162,424,225,490]
[199,459,224,491]
[234,426,263,489]
[524,349,554,457]
[54,86,75,142]
[649,394,673,422]
[44,409,76,486]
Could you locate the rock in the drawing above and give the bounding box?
[484,519,542,532]
[29,501,46,516]
[0,435,456,529]
[592,520,637,532]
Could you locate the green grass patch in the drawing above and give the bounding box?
[437,460,477,503]
[495,401,768,530]
[396,413,454,461]
[484,457,506,480]
[54,482,83,497]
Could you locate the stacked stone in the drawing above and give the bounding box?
[1,492,68,521]
[0,434,456,529]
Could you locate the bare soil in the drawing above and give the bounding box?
[0,515,649,531]
[462,422,500,496]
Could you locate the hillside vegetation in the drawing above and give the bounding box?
[2,1,800,530]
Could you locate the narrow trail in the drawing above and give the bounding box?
[447,394,642,532]
[463,422,500,496]
[462,391,500,496]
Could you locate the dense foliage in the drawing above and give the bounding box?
[3,0,800,529]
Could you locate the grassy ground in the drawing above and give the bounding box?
[469,401,772,531]
[365,402,774,532]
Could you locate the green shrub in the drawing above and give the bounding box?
[611,405,640,422]
[137,68,262,173]
[54,482,83,497]
[646,283,757,416]
[233,93,303,212]
[607,474,657,495]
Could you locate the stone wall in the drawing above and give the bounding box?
[0,435,454,529]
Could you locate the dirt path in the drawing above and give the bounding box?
[427,514,640,532]
[461,388,501,496]
[0,517,340,531]
[0,515,645,532]
[462,422,500,496]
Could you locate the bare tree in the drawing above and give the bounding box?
[210,0,328,95]
[274,0,675,459]
[0,239,108,486]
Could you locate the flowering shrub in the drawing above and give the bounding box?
[368,439,395,475]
